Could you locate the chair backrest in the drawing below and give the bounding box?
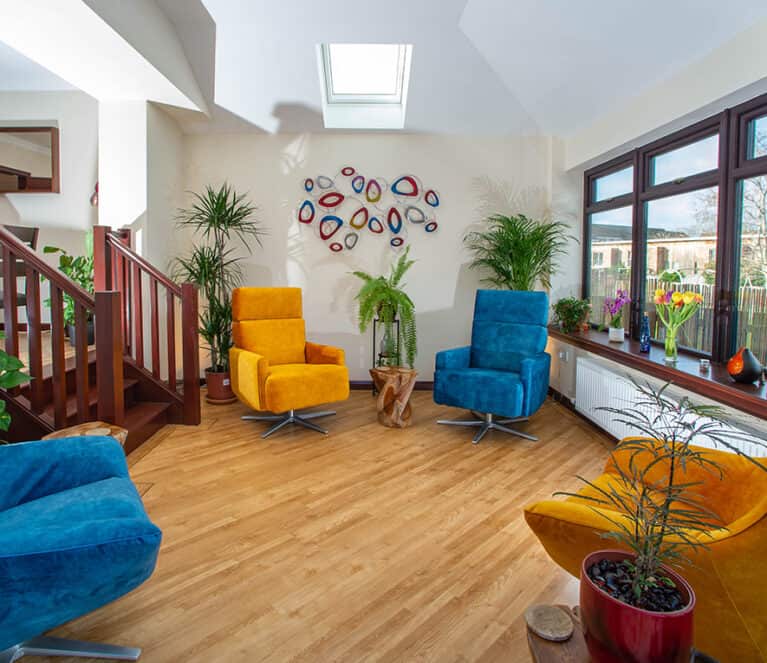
[470,289,549,372]
[3,225,39,249]
[232,287,306,365]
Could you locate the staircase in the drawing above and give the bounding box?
[0,225,200,452]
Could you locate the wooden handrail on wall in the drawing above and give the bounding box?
[0,226,121,427]
[93,225,200,425]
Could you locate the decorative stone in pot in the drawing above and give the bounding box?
[580,549,695,663]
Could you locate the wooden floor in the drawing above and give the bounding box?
[44,392,612,663]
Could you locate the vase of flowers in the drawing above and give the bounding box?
[653,289,703,363]
[603,289,630,342]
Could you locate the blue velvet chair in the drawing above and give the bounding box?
[434,290,551,444]
[0,436,162,662]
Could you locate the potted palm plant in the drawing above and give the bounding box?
[463,213,572,291]
[44,232,95,346]
[353,247,417,368]
[173,183,265,404]
[563,381,767,662]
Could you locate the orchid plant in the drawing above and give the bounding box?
[603,289,631,329]
[653,289,704,362]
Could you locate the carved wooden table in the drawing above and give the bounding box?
[43,420,129,447]
[369,366,417,428]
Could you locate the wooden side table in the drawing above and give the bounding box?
[43,421,129,447]
[527,606,588,662]
[369,366,417,428]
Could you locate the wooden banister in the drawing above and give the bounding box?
[95,291,124,425]
[94,225,201,426]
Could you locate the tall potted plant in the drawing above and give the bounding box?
[464,213,572,290]
[173,183,265,403]
[44,232,95,346]
[563,382,767,662]
[353,247,417,368]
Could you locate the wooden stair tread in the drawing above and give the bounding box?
[41,379,139,421]
[125,401,171,426]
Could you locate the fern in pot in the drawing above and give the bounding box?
[353,247,417,368]
[173,184,265,404]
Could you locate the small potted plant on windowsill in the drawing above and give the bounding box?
[602,289,630,342]
[561,381,767,663]
[552,297,591,334]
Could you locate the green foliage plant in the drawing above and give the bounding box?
[172,183,265,372]
[553,297,591,333]
[0,332,30,433]
[559,381,767,609]
[352,247,417,368]
[464,213,573,291]
[43,232,94,326]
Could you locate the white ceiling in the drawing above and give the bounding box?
[201,0,767,135]
[0,39,74,91]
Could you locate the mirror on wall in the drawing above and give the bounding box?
[0,127,59,194]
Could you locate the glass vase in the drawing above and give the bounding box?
[664,326,678,363]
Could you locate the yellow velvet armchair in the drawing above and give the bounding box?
[229,287,349,438]
[524,442,767,662]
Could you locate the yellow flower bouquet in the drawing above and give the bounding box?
[653,289,704,362]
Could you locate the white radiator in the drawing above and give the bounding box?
[575,356,767,457]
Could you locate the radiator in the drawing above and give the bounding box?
[575,356,766,457]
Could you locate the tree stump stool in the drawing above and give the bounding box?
[42,421,129,447]
[370,366,417,428]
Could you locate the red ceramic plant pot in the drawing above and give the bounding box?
[205,369,236,404]
[580,550,695,663]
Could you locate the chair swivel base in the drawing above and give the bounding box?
[437,412,538,445]
[242,408,336,439]
[0,636,140,663]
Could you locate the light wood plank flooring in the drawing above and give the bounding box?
[44,392,612,662]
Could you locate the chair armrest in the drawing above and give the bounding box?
[230,347,270,411]
[306,342,345,366]
[0,436,128,511]
[435,346,471,370]
[520,352,551,416]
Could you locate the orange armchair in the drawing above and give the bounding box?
[229,287,349,438]
[524,442,767,662]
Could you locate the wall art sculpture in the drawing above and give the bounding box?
[296,166,441,253]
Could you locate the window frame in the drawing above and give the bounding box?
[581,93,767,363]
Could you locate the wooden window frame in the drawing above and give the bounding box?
[582,90,767,363]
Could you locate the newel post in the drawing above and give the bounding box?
[181,282,201,425]
[93,225,112,291]
[96,291,125,425]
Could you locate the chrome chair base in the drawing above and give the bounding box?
[242,408,336,438]
[0,636,140,662]
[437,412,537,445]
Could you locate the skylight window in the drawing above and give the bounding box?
[318,43,413,129]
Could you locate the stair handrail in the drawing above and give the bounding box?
[0,226,94,308]
[104,233,182,296]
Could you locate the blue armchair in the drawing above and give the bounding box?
[434,290,551,444]
[0,436,161,662]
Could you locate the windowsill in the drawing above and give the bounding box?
[548,326,766,420]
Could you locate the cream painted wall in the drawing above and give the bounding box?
[566,16,767,169]
[0,91,97,231]
[183,132,579,381]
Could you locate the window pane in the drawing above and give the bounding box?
[328,44,401,95]
[736,176,767,362]
[650,134,719,186]
[747,115,767,160]
[589,206,632,325]
[644,187,718,354]
[594,166,633,202]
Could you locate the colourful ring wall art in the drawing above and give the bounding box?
[295,167,441,253]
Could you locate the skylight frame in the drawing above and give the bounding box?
[320,43,412,105]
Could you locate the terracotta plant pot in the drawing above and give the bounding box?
[205,369,237,404]
[580,550,695,663]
